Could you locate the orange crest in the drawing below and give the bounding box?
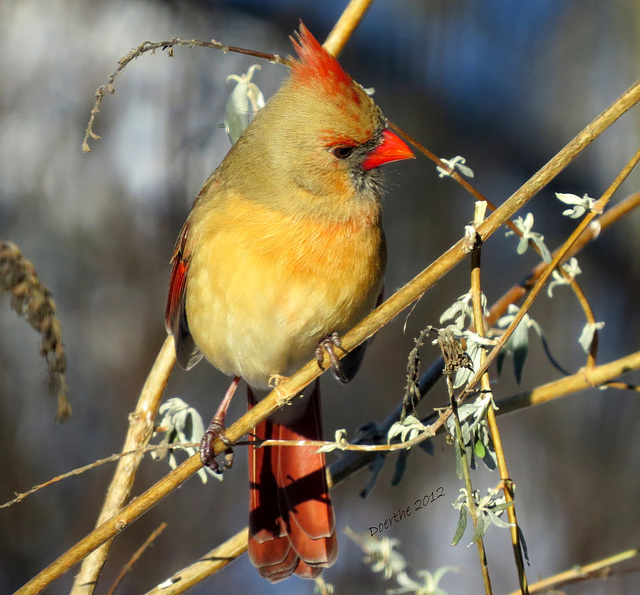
[290,23,360,104]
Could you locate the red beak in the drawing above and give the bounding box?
[362,128,414,171]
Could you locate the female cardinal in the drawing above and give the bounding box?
[166,23,413,582]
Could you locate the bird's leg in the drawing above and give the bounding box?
[315,332,349,383]
[200,376,241,472]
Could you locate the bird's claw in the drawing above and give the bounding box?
[200,422,234,473]
[316,332,349,383]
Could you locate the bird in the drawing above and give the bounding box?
[165,23,413,583]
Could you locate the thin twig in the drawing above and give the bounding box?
[0,444,191,510]
[258,432,434,452]
[469,203,528,593]
[82,38,289,153]
[465,204,497,594]
[449,375,493,595]
[106,523,167,595]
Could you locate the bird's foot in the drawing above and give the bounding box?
[315,332,349,383]
[199,422,234,473]
[199,376,240,472]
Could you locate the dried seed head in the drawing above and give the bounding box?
[0,241,71,421]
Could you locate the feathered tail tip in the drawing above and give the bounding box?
[289,22,354,94]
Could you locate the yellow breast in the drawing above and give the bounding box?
[185,192,385,389]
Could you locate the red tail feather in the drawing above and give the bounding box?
[248,381,338,582]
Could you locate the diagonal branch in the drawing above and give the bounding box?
[106,523,167,595]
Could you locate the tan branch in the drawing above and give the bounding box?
[469,204,528,593]
[505,547,639,594]
[463,204,494,594]
[70,335,175,595]
[323,0,375,56]
[144,528,248,595]
[497,350,640,414]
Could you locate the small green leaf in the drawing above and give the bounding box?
[490,501,513,514]
[453,437,464,480]
[471,512,490,544]
[451,507,468,546]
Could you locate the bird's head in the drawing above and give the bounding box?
[274,23,414,204]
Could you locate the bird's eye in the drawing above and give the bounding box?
[331,145,355,159]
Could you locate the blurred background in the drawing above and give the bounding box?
[1,0,639,593]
